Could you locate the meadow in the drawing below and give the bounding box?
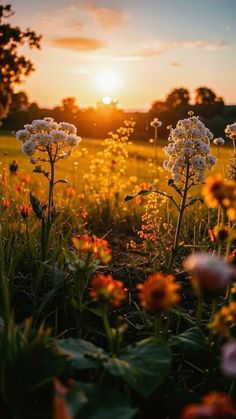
[1,116,236,419]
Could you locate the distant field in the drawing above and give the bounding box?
[0,130,231,189]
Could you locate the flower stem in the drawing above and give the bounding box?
[102,306,113,352]
[195,292,204,327]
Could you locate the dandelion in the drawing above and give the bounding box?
[208,302,236,338]
[181,392,235,419]
[183,252,234,295]
[221,341,236,377]
[90,274,126,308]
[137,272,181,313]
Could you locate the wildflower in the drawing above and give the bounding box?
[137,273,181,313]
[14,117,81,162]
[181,392,235,419]
[19,204,32,219]
[2,199,10,210]
[90,274,126,308]
[150,118,162,128]
[202,175,236,220]
[72,235,112,264]
[213,137,225,146]
[208,224,230,244]
[53,379,73,419]
[208,302,236,338]
[65,187,76,198]
[221,341,236,377]
[183,252,234,295]
[163,114,216,183]
[225,122,236,141]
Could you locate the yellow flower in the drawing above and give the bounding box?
[202,175,236,220]
[208,302,236,338]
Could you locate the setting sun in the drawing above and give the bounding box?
[95,71,120,94]
[102,95,112,105]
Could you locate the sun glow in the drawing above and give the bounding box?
[102,95,112,105]
[95,71,120,93]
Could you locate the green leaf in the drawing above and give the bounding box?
[124,189,152,202]
[169,327,207,353]
[55,179,69,184]
[105,338,171,397]
[68,383,138,419]
[29,193,43,219]
[56,338,108,370]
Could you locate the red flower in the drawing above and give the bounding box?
[90,274,126,308]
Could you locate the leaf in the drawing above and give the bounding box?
[68,383,138,419]
[169,327,207,353]
[188,197,204,206]
[55,179,69,184]
[105,338,171,397]
[124,189,153,202]
[29,193,43,219]
[56,338,108,370]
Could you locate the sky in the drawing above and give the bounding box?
[8,0,236,109]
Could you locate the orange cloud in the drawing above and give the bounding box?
[85,5,127,28]
[53,37,106,51]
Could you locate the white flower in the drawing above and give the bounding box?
[67,134,81,146]
[15,129,30,142]
[22,140,36,156]
[221,341,236,377]
[51,130,67,143]
[58,122,77,134]
[225,122,236,140]
[150,117,162,128]
[183,252,234,295]
[163,114,216,184]
[213,137,225,146]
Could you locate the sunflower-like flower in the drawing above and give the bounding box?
[90,274,126,308]
[208,302,236,339]
[202,175,236,220]
[137,273,181,313]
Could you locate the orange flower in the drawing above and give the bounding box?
[19,203,32,219]
[181,391,235,419]
[72,235,112,264]
[202,175,236,220]
[90,274,126,308]
[2,199,10,210]
[209,224,230,244]
[137,273,181,313]
[53,379,73,419]
[65,187,76,198]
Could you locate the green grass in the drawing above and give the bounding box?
[0,131,231,189]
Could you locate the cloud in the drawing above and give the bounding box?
[53,37,106,52]
[170,61,181,67]
[84,3,127,28]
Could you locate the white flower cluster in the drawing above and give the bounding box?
[213,137,225,146]
[225,122,236,141]
[163,115,216,183]
[14,117,81,160]
[150,118,162,128]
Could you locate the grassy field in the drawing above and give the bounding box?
[0,130,230,187]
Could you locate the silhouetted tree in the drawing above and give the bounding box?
[10,91,29,111]
[0,3,41,120]
[194,86,225,118]
[166,88,190,108]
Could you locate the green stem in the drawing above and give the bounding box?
[168,163,190,269]
[102,306,113,352]
[154,313,161,338]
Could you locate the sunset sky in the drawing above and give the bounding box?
[10,0,236,109]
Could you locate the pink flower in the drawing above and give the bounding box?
[183,252,234,295]
[221,341,236,377]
